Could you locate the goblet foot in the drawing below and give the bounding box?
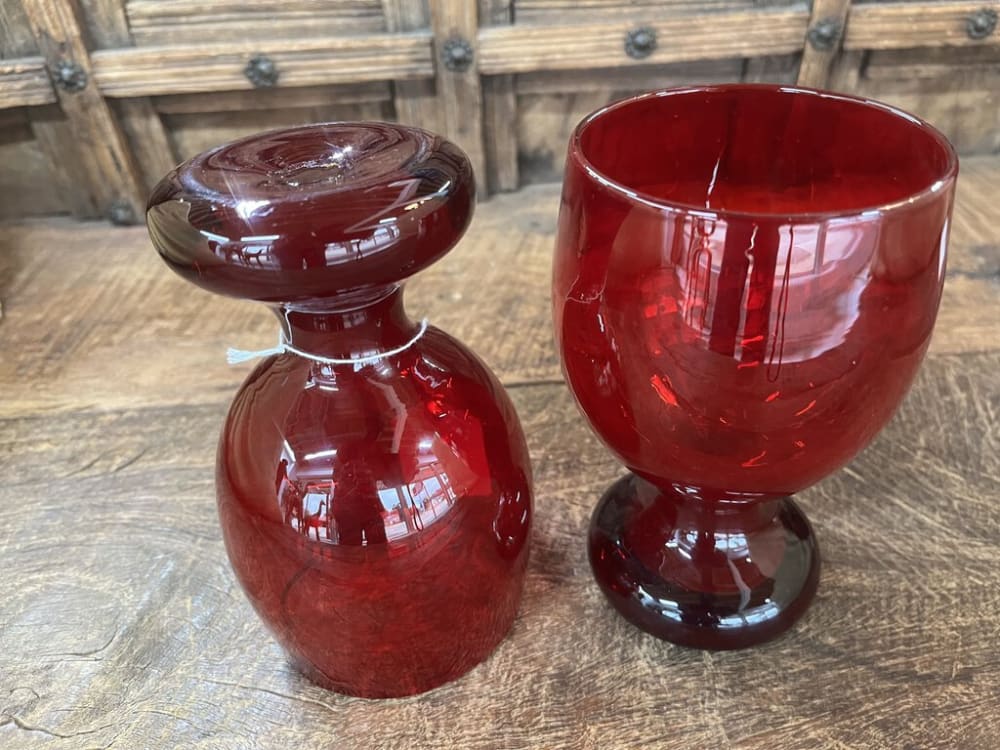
[589,474,819,649]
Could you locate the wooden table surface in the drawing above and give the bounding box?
[1,158,998,750]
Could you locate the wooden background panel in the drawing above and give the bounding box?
[89,34,434,99]
[124,0,388,46]
[0,58,54,109]
[851,47,1000,154]
[0,0,38,57]
[0,109,67,219]
[0,0,75,219]
[161,98,394,162]
[154,82,393,115]
[477,8,810,75]
[743,52,801,83]
[513,0,793,23]
[845,1,1000,50]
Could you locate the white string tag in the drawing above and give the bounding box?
[226,319,429,366]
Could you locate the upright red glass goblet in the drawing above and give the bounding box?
[554,85,957,648]
[147,123,532,697]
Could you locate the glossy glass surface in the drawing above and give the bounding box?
[553,85,957,648]
[147,122,473,303]
[148,123,532,697]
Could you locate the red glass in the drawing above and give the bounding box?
[554,85,957,648]
[147,123,532,697]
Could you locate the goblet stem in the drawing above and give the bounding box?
[588,474,819,649]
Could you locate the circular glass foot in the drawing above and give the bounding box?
[589,474,819,649]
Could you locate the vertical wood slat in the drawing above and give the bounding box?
[829,50,867,91]
[83,0,176,194]
[381,0,441,133]
[1,0,93,216]
[428,0,488,195]
[21,0,146,222]
[797,0,853,87]
[744,54,800,83]
[1,1,39,55]
[480,0,519,192]
[27,104,103,216]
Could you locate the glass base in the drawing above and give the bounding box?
[588,474,819,649]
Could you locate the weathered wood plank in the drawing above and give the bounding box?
[161,99,393,161]
[0,0,38,56]
[480,0,518,192]
[845,1,1000,51]
[516,0,767,22]
[0,5,83,218]
[0,108,67,219]
[429,0,488,194]
[743,53,801,83]
[797,0,852,87]
[26,104,103,216]
[21,0,147,221]
[381,0,441,132]
[90,33,435,98]
[851,50,1000,154]
[125,0,386,45]
[477,8,811,74]
[111,98,178,194]
[76,0,131,49]
[483,74,519,191]
[516,59,745,94]
[82,0,176,199]
[0,57,55,109]
[155,82,391,115]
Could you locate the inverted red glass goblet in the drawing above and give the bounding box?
[553,85,957,648]
[147,123,532,697]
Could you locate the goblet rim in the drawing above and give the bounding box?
[569,83,959,224]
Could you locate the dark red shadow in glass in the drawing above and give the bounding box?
[553,85,957,648]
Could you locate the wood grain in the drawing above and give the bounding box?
[125,0,386,45]
[0,58,55,109]
[0,157,999,748]
[0,12,84,219]
[4,0,1000,217]
[85,0,177,198]
[429,0,488,194]
[381,0,441,133]
[476,8,811,74]
[21,0,147,221]
[155,82,392,116]
[849,46,1000,154]
[796,0,852,87]
[162,99,395,164]
[0,109,66,219]
[89,33,435,98]
[480,0,519,193]
[845,1,1000,51]
[515,0,773,23]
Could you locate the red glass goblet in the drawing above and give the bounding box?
[553,85,957,648]
[147,123,532,696]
